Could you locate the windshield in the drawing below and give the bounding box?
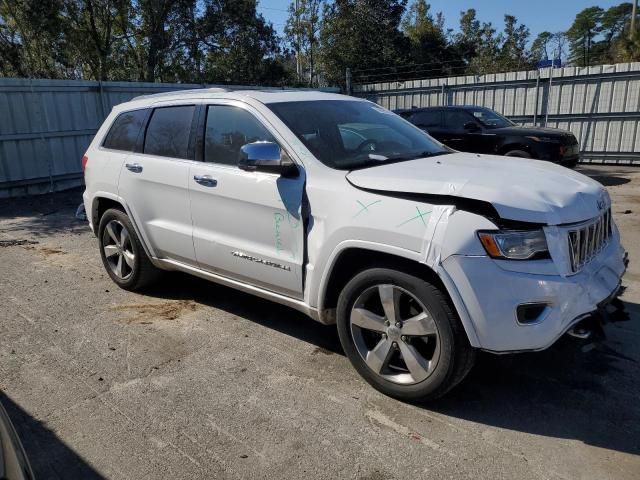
[468,107,514,128]
[268,100,450,170]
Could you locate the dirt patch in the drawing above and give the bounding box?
[114,300,199,323]
[39,247,66,256]
[0,239,39,247]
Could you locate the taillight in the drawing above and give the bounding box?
[82,155,89,170]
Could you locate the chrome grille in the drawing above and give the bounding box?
[567,208,612,273]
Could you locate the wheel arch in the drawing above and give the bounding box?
[91,193,157,259]
[497,142,534,157]
[317,245,480,347]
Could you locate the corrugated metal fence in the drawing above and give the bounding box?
[0,78,338,198]
[353,62,640,166]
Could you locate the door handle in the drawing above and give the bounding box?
[193,175,218,187]
[125,163,143,173]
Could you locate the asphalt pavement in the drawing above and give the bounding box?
[0,164,639,479]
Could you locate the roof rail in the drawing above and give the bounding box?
[133,87,229,101]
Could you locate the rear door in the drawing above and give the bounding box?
[189,102,305,298]
[93,108,149,201]
[117,104,198,264]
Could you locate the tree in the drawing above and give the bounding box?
[0,0,68,78]
[566,6,604,66]
[284,0,323,86]
[497,14,530,71]
[531,31,553,62]
[320,0,409,86]
[401,0,462,76]
[602,2,633,41]
[61,0,127,80]
[200,0,287,85]
[601,2,637,62]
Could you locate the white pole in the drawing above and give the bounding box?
[631,0,638,41]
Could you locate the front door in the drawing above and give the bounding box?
[189,103,305,298]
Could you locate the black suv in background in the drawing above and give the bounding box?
[395,106,580,168]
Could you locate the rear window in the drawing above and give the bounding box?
[102,109,148,151]
[143,105,195,159]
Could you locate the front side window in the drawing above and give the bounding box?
[103,109,148,152]
[144,105,195,159]
[443,110,475,131]
[268,100,448,170]
[204,105,276,165]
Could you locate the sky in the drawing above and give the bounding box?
[256,0,623,40]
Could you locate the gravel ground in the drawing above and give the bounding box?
[0,164,639,480]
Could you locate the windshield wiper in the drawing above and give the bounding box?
[346,151,450,170]
[341,150,453,171]
[375,151,450,162]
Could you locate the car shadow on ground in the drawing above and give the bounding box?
[145,273,640,457]
[144,272,345,355]
[0,187,87,239]
[429,298,640,456]
[575,166,632,187]
[0,392,105,479]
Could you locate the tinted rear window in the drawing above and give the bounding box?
[102,109,148,151]
[144,106,195,159]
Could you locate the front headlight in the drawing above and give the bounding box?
[526,136,560,143]
[478,230,549,260]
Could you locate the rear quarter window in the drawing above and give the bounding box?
[102,109,148,151]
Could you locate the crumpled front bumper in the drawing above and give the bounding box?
[441,235,627,352]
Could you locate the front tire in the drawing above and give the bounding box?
[337,268,475,402]
[98,208,160,291]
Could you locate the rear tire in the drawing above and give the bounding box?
[98,208,161,291]
[504,149,531,158]
[336,268,475,402]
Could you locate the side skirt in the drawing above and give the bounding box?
[152,257,325,324]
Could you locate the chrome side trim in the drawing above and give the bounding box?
[153,258,325,324]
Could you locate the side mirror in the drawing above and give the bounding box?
[464,122,480,132]
[238,141,298,176]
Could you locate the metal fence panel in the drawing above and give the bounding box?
[0,78,338,198]
[353,62,640,165]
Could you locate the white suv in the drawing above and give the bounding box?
[82,89,627,400]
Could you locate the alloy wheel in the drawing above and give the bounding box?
[102,219,135,280]
[350,284,440,385]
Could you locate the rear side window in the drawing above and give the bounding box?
[102,109,148,151]
[144,105,195,159]
[411,111,441,128]
[204,105,276,165]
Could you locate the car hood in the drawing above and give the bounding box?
[345,153,607,225]
[489,125,574,138]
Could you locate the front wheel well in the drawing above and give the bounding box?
[498,143,533,157]
[322,248,449,312]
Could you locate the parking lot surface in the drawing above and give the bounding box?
[1,164,639,480]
